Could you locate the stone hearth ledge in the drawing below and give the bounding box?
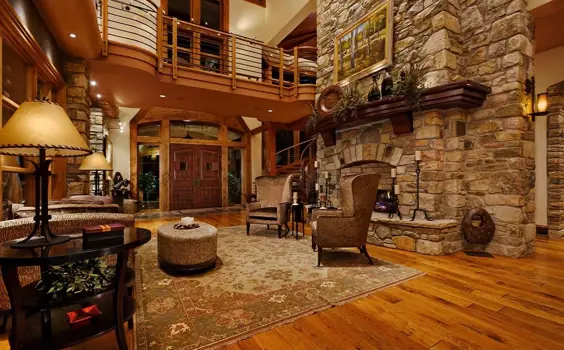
[368,212,462,256]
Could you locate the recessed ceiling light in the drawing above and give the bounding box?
[90,80,97,86]
[268,109,273,113]
[69,33,77,38]
[160,94,166,98]
[96,94,102,98]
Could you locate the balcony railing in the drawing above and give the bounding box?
[97,0,317,95]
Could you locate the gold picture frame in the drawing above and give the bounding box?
[334,0,393,86]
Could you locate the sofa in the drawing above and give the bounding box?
[0,213,136,322]
[12,195,119,219]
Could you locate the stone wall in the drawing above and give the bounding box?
[65,59,91,196]
[89,108,107,195]
[547,81,564,238]
[316,0,535,257]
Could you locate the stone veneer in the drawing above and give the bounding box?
[316,0,535,257]
[547,81,564,238]
[89,108,108,195]
[369,213,461,255]
[65,59,91,196]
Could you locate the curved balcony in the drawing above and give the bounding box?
[96,0,317,102]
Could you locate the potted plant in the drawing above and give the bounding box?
[138,172,157,203]
[393,59,429,110]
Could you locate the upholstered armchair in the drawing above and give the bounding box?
[246,174,294,238]
[311,173,380,266]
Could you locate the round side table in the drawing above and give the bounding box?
[0,227,151,350]
[157,222,218,274]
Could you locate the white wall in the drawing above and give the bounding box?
[264,0,315,45]
[243,117,263,183]
[108,107,139,180]
[230,0,267,40]
[534,45,564,225]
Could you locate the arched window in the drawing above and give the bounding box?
[170,121,220,140]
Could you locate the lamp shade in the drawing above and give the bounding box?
[0,101,91,157]
[537,93,548,113]
[79,152,113,171]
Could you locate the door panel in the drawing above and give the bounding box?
[170,144,221,210]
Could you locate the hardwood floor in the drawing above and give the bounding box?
[2,211,564,349]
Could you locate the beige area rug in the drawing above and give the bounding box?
[134,225,423,350]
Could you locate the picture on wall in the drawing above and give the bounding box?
[334,0,393,86]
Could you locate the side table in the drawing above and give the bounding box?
[0,227,151,350]
[291,203,306,240]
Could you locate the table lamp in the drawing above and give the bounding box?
[0,101,91,248]
[79,152,112,196]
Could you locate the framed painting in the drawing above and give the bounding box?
[334,0,393,86]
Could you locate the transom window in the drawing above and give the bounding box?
[170,121,220,140]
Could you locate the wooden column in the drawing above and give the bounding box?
[265,123,276,176]
[0,34,3,220]
[243,132,251,202]
[293,130,300,161]
[160,120,170,211]
[220,121,229,207]
[129,122,138,200]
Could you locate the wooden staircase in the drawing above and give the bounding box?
[275,159,304,175]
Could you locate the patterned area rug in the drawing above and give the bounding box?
[134,226,423,350]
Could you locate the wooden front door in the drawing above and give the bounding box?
[170,144,222,210]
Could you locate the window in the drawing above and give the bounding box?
[138,123,161,137]
[170,121,220,140]
[2,41,27,105]
[228,148,242,205]
[138,144,160,209]
[227,128,244,142]
[167,0,226,30]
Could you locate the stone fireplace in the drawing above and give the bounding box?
[315,0,536,257]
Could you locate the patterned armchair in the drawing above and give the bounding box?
[311,173,380,266]
[246,174,294,238]
[0,213,135,330]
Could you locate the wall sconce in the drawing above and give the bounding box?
[525,78,548,121]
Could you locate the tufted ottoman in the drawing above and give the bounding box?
[157,222,218,274]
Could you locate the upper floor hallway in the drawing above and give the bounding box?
[33,0,318,123]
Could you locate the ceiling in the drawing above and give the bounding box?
[531,0,564,53]
[87,58,312,123]
[279,13,317,50]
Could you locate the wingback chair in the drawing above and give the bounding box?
[310,173,380,266]
[246,174,294,238]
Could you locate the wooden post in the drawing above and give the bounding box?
[160,120,170,211]
[265,123,276,175]
[172,18,178,79]
[231,35,237,89]
[243,132,251,203]
[157,7,163,72]
[294,46,299,96]
[293,130,300,161]
[129,123,138,200]
[102,0,108,56]
[279,49,284,97]
[0,35,2,220]
[220,121,229,207]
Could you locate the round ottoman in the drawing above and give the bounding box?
[157,222,218,274]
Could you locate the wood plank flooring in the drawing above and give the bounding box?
[2,211,564,349]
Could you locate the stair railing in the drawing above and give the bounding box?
[274,138,316,169]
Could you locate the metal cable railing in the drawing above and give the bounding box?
[97,1,317,94]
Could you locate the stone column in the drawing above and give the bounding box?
[65,59,91,196]
[547,81,564,238]
[460,0,535,257]
[89,108,107,195]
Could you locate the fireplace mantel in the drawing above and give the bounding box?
[309,80,491,147]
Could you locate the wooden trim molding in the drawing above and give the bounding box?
[0,0,64,87]
[308,80,492,147]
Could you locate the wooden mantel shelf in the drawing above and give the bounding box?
[309,80,491,146]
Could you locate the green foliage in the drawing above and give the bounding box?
[138,172,158,192]
[305,105,322,135]
[393,59,429,110]
[36,258,115,300]
[332,84,366,124]
[228,172,241,204]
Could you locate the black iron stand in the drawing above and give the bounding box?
[11,149,71,249]
[410,159,432,221]
[388,176,402,220]
[93,170,102,196]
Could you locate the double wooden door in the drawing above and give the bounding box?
[170,144,222,210]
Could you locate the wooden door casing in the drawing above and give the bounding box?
[170,144,221,210]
